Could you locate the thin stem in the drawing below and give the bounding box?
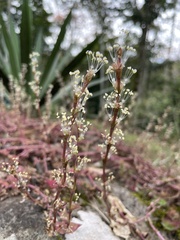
[102,47,122,216]
[67,159,77,225]
[62,137,68,185]
[148,218,166,240]
[102,107,119,214]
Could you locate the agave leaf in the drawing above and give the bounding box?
[0,14,20,80]
[91,87,113,98]
[40,10,72,97]
[34,28,43,55]
[20,0,33,92]
[0,53,10,76]
[88,76,108,88]
[0,38,11,76]
[9,15,20,70]
[40,47,73,99]
[58,49,72,72]
[0,80,10,106]
[51,80,74,104]
[20,0,32,66]
[40,54,60,98]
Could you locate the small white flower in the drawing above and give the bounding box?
[86,51,108,73]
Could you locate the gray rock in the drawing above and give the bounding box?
[0,189,174,240]
[65,210,119,240]
[3,234,18,240]
[0,197,56,240]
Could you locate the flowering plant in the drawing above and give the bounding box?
[0,39,138,237]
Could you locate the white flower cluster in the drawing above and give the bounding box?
[52,168,74,189]
[102,132,117,146]
[52,169,63,184]
[29,52,40,71]
[1,158,19,174]
[121,89,134,104]
[74,192,81,203]
[57,112,71,136]
[76,118,91,140]
[104,42,137,125]
[8,75,28,112]
[86,50,108,74]
[69,70,92,114]
[106,64,136,90]
[42,84,53,123]
[68,135,78,156]
[122,66,137,86]
[100,171,115,193]
[65,171,74,189]
[2,158,29,189]
[99,128,124,158]
[77,156,91,171]
[107,44,122,63]
[107,44,136,68]
[70,70,83,97]
[103,90,131,123]
[29,52,41,110]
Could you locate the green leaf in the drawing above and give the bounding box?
[0,36,11,76]
[51,79,74,104]
[9,15,20,69]
[158,199,167,207]
[91,87,113,98]
[20,0,32,66]
[20,0,33,92]
[34,28,43,55]
[0,14,20,79]
[58,50,72,72]
[0,80,10,105]
[40,10,72,97]
[41,48,72,99]
[162,218,180,231]
[40,54,60,98]
[88,76,108,88]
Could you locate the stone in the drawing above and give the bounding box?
[0,197,56,240]
[65,210,120,240]
[3,234,18,240]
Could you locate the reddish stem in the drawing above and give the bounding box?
[102,49,122,216]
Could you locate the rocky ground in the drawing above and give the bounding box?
[0,185,176,240]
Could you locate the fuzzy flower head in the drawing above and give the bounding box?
[86,50,108,74]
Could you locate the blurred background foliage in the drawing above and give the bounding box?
[0,0,180,140]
